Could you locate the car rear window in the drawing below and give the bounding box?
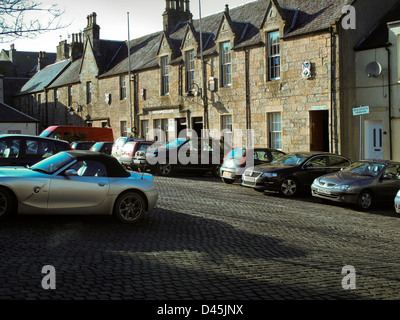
[122,142,137,152]
[225,149,246,160]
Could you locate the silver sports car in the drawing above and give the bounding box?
[0,150,158,223]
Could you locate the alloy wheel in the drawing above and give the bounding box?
[116,193,145,223]
[159,164,172,176]
[280,179,297,197]
[358,191,372,210]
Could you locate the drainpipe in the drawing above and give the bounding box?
[385,42,392,160]
[245,49,250,131]
[330,25,339,154]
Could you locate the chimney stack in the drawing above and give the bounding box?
[69,32,84,61]
[37,51,48,71]
[56,40,69,62]
[83,12,100,55]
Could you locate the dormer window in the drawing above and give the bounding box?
[86,81,92,104]
[220,41,231,87]
[161,56,169,95]
[186,50,195,92]
[268,31,280,80]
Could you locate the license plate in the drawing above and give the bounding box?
[222,171,233,178]
[317,187,331,195]
[133,160,142,164]
[244,176,256,183]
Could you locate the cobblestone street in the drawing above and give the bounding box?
[0,175,399,303]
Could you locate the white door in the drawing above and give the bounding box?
[365,120,383,159]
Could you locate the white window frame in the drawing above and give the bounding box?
[268,112,282,150]
[120,75,127,100]
[268,31,280,81]
[220,41,232,87]
[186,50,195,92]
[161,56,169,95]
[86,81,92,104]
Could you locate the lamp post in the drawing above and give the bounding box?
[68,101,90,124]
[198,0,208,132]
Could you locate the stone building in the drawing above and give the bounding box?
[352,1,400,161]
[15,0,399,160]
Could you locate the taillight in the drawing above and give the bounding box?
[239,152,247,167]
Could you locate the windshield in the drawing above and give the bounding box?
[30,152,75,174]
[271,153,309,166]
[342,161,385,177]
[39,130,51,137]
[164,139,187,148]
[91,143,102,152]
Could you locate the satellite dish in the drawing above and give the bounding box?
[365,61,382,78]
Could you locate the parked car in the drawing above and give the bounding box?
[137,138,225,177]
[71,141,96,150]
[395,189,400,214]
[132,148,150,171]
[118,140,154,170]
[242,152,351,197]
[111,137,147,160]
[220,148,285,184]
[0,150,158,223]
[90,142,114,155]
[311,159,400,210]
[0,134,71,167]
[40,125,114,143]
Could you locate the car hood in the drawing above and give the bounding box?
[252,163,295,172]
[0,167,45,178]
[317,171,375,185]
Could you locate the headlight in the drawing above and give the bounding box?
[262,172,278,178]
[332,184,352,191]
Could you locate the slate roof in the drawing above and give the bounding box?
[48,58,82,89]
[101,0,349,77]
[0,102,38,122]
[354,1,400,51]
[19,0,351,87]
[0,49,56,77]
[19,59,70,94]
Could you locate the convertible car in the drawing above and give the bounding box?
[0,150,158,224]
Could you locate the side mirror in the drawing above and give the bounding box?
[65,169,78,176]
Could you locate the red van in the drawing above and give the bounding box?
[40,126,114,143]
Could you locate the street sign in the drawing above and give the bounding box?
[353,106,369,116]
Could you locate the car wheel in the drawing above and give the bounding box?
[114,192,145,224]
[280,178,298,197]
[158,164,173,176]
[357,190,373,210]
[0,188,14,221]
[222,178,235,184]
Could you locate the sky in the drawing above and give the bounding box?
[1,0,257,53]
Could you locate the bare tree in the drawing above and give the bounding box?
[0,0,68,42]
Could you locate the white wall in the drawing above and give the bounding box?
[0,123,37,135]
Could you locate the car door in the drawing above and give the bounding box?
[47,160,110,213]
[377,164,400,202]
[300,155,330,187]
